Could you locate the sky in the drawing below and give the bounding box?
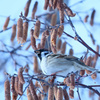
[0,0,100,100]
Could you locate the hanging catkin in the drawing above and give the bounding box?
[11,24,16,42]
[17,18,23,43]
[31,1,38,19]
[4,80,11,100]
[3,16,10,31]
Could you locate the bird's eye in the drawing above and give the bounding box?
[34,50,40,54]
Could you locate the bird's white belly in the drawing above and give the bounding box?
[40,56,77,75]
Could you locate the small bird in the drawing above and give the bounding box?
[35,49,100,76]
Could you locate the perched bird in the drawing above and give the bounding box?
[35,49,100,76]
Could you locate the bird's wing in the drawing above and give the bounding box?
[47,54,86,66]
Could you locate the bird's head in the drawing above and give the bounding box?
[34,49,50,60]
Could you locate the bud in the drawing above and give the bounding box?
[84,15,89,23]
[90,34,95,45]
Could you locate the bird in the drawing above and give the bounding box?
[34,49,100,76]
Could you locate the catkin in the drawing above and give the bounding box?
[37,43,41,49]
[11,76,16,93]
[29,80,38,100]
[57,0,63,10]
[14,77,18,94]
[61,42,66,54]
[50,0,53,7]
[17,18,23,43]
[48,86,54,100]
[57,39,62,51]
[33,56,39,73]
[56,87,63,100]
[94,45,99,62]
[70,74,75,90]
[34,20,41,39]
[90,34,95,45]
[38,93,42,100]
[84,15,89,23]
[90,9,95,26]
[80,70,85,76]
[63,89,69,100]
[24,64,29,73]
[24,0,31,17]
[18,81,23,95]
[4,80,11,100]
[57,25,64,37]
[31,1,38,19]
[64,4,76,17]
[51,13,57,26]
[50,29,57,46]
[69,88,74,99]
[22,22,28,43]
[64,76,71,86]
[18,67,25,84]
[27,87,33,100]
[69,48,73,56]
[26,43,31,50]
[54,85,58,99]
[11,24,16,42]
[59,8,64,24]
[12,92,18,100]
[44,0,49,10]
[3,16,10,31]
[30,29,37,50]
[52,0,57,9]
[40,32,46,49]
[85,56,92,74]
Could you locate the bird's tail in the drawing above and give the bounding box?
[84,65,100,73]
[74,62,100,73]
